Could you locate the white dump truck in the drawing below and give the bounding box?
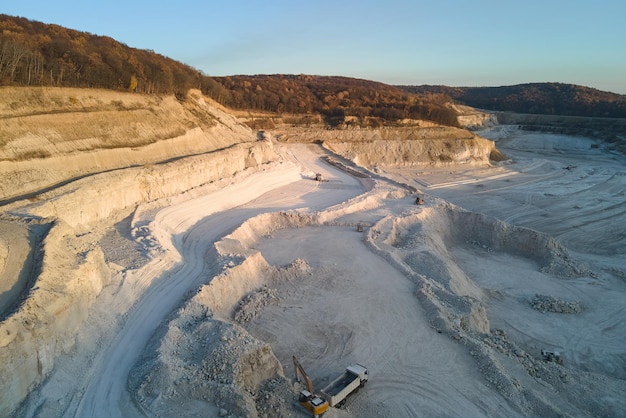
[321,364,369,407]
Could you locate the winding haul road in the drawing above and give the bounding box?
[73,144,365,417]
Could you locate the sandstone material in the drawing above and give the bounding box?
[0,87,253,201]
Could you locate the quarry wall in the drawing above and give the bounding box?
[324,136,497,168]
[275,125,500,168]
[0,87,254,202]
[0,86,282,414]
[0,139,280,415]
[496,112,626,153]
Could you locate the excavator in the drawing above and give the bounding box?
[292,356,329,417]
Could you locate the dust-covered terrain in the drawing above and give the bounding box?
[1,88,624,417]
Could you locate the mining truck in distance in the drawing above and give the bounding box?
[321,364,369,407]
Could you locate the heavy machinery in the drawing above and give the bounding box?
[541,349,563,365]
[320,364,368,407]
[293,356,329,417]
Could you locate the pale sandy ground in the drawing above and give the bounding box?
[381,126,626,378]
[10,127,626,417]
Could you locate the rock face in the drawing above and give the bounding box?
[326,135,497,168]
[0,138,283,415]
[452,104,499,129]
[0,87,283,416]
[496,112,626,154]
[0,87,254,202]
[9,141,279,231]
[276,125,501,168]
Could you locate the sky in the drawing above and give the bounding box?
[3,0,626,94]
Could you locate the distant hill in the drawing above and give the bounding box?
[0,14,459,126]
[399,83,626,119]
[0,14,224,96]
[211,74,460,127]
[2,14,624,125]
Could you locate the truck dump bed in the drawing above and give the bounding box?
[321,364,368,407]
[325,372,356,396]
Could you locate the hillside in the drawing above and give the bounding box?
[0,15,459,127]
[211,74,460,127]
[0,14,225,96]
[4,14,626,129]
[0,87,256,203]
[400,83,626,118]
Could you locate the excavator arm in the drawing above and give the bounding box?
[293,355,314,393]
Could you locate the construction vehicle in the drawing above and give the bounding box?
[541,349,563,365]
[321,364,369,407]
[293,356,329,417]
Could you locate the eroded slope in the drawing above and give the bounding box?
[0,87,253,201]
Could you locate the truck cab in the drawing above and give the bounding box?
[346,364,368,383]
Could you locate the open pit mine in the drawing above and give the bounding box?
[1,87,624,418]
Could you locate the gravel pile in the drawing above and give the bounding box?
[530,294,585,313]
[234,286,279,324]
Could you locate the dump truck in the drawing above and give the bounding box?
[321,364,369,407]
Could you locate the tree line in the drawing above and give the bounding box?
[0,15,462,127]
[401,83,626,119]
[0,14,219,95]
[212,74,460,127]
[3,15,625,124]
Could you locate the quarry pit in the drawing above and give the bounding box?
[1,88,624,417]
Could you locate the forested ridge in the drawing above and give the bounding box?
[212,74,460,126]
[0,14,459,126]
[2,14,624,126]
[0,14,224,96]
[401,84,626,118]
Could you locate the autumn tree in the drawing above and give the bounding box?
[128,74,137,92]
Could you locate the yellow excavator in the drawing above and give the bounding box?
[292,356,329,417]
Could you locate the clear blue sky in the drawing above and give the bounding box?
[3,0,626,94]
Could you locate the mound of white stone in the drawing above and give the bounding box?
[530,294,585,314]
